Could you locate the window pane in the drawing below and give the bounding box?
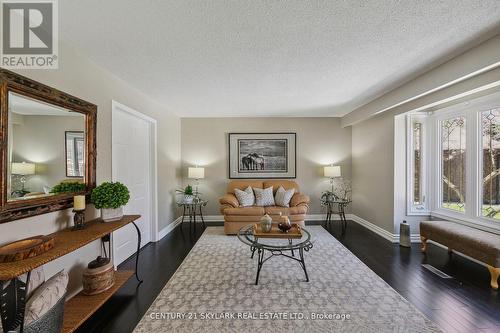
[441,117,466,212]
[413,121,422,205]
[481,109,500,219]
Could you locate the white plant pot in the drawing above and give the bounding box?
[101,207,123,222]
[183,195,194,204]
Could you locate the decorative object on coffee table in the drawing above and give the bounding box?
[0,235,55,263]
[82,256,115,295]
[278,215,292,232]
[239,224,312,285]
[253,223,303,239]
[260,214,272,233]
[228,133,296,179]
[91,182,130,222]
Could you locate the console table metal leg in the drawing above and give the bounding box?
[289,239,295,257]
[131,221,143,283]
[255,248,264,285]
[298,247,309,282]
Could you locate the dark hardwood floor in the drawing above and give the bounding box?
[77,221,500,333]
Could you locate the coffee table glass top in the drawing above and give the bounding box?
[237,224,312,250]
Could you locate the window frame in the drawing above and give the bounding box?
[406,114,429,215]
[427,93,500,232]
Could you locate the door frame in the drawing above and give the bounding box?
[111,100,159,248]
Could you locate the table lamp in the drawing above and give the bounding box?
[188,166,205,197]
[12,162,36,194]
[324,165,341,192]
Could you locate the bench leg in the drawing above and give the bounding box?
[487,265,500,290]
[420,236,427,253]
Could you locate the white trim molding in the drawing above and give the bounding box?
[158,214,422,244]
[157,217,183,241]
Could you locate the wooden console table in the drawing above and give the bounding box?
[0,215,142,333]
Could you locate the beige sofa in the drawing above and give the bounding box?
[219,180,310,234]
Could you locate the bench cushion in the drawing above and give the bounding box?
[420,221,500,267]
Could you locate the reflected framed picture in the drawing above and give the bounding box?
[65,131,85,177]
[228,133,296,179]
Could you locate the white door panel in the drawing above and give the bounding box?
[112,105,152,267]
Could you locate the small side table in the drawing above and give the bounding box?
[178,200,208,229]
[321,199,351,232]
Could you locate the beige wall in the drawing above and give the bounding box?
[351,112,395,233]
[181,117,351,216]
[0,42,181,296]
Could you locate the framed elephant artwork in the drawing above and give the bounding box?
[228,133,296,179]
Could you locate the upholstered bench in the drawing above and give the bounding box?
[420,221,500,289]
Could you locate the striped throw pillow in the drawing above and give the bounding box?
[234,186,255,207]
[254,186,275,206]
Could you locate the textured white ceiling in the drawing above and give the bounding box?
[60,1,500,117]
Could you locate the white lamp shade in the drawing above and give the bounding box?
[188,167,205,179]
[12,162,36,175]
[324,165,341,178]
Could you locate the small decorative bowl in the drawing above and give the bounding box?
[278,223,292,232]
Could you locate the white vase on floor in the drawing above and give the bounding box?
[101,207,123,222]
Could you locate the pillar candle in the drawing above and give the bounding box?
[74,195,86,210]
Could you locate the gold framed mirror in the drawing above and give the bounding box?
[0,69,96,223]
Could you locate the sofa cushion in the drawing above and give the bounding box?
[223,206,265,216]
[264,180,300,193]
[274,186,295,207]
[227,180,263,194]
[234,186,255,207]
[265,206,308,216]
[254,186,275,206]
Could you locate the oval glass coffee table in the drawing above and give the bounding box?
[237,225,313,285]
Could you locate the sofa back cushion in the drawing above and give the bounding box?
[227,180,263,194]
[263,180,300,193]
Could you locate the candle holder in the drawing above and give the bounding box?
[72,209,86,230]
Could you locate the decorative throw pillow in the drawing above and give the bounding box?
[274,186,295,207]
[24,270,68,326]
[234,186,255,207]
[1,266,45,299]
[254,186,275,206]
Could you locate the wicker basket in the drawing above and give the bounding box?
[82,257,115,295]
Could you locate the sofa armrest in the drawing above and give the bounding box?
[290,193,310,207]
[219,194,239,208]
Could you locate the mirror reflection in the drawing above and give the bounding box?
[7,92,86,201]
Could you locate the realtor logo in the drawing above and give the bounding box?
[0,0,58,68]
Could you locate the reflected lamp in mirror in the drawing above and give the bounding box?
[11,162,36,196]
[188,167,205,198]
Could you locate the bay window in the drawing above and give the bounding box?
[406,92,500,230]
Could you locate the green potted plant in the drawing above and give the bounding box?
[50,181,86,194]
[91,182,130,222]
[176,185,194,204]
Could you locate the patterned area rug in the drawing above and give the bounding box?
[134,226,440,332]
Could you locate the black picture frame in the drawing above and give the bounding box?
[228,132,296,179]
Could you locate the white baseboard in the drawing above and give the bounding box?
[159,213,421,244]
[350,214,421,243]
[157,216,182,241]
